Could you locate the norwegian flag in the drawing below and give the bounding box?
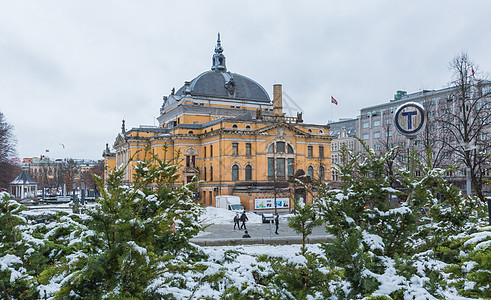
[331,96,338,105]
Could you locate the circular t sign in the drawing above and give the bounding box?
[394,102,427,137]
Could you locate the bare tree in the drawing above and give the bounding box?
[0,112,20,189]
[439,52,491,201]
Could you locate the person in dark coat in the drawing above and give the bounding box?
[233,213,240,230]
[275,214,279,234]
[239,211,248,230]
[242,230,251,238]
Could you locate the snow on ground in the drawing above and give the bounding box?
[198,206,263,224]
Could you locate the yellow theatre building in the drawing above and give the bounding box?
[103,36,332,211]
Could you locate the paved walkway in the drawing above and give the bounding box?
[191,222,333,246]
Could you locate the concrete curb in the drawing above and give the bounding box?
[190,236,332,246]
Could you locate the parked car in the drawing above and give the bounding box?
[19,199,38,206]
[261,213,275,223]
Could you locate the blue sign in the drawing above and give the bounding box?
[394,102,427,137]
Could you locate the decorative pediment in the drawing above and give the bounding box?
[113,133,126,148]
[256,122,309,137]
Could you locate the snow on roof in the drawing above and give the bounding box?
[10,170,38,185]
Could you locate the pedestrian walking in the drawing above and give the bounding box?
[233,213,240,230]
[242,230,251,238]
[239,211,248,230]
[274,214,279,234]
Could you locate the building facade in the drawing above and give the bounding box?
[357,80,491,193]
[106,36,333,210]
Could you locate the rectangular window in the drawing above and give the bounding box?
[374,132,381,138]
[363,122,369,128]
[268,158,274,178]
[204,146,206,158]
[332,143,338,152]
[373,120,381,127]
[308,146,313,157]
[276,158,285,179]
[374,144,381,150]
[319,146,324,158]
[246,143,251,156]
[210,145,213,157]
[232,143,238,156]
[363,134,369,140]
[386,118,392,125]
[287,158,294,177]
[386,130,393,137]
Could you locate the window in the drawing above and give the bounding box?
[287,144,294,153]
[374,132,381,138]
[374,144,381,150]
[210,145,213,157]
[363,122,369,128]
[276,141,285,153]
[204,146,206,158]
[332,143,338,152]
[276,158,285,179]
[332,154,338,164]
[386,118,392,125]
[245,165,252,180]
[319,165,325,180]
[185,155,196,168]
[386,130,393,137]
[308,166,314,179]
[288,158,294,177]
[268,158,274,178]
[308,146,313,157]
[373,120,381,127]
[319,146,324,158]
[246,143,252,156]
[232,124,238,128]
[232,164,239,181]
[246,125,251,129]
[363,134,369,140]
[203,166,207,181]
[210,166,213,181]
[232,143,238,156]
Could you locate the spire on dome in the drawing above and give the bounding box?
[211,33,226,71]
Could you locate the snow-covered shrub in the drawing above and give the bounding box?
[36,146,207,299]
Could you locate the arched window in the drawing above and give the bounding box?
[188,131,194,134]
[246,125,251,129]
[319,129,324,134]
[232,164,239,181]
[308,166,314,179]
[267,141,296,180]
[232,124,238,129]
[245,165,252,181]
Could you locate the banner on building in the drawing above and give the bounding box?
[254,198,290,210]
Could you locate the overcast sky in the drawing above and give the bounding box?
[2,1,491,160]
